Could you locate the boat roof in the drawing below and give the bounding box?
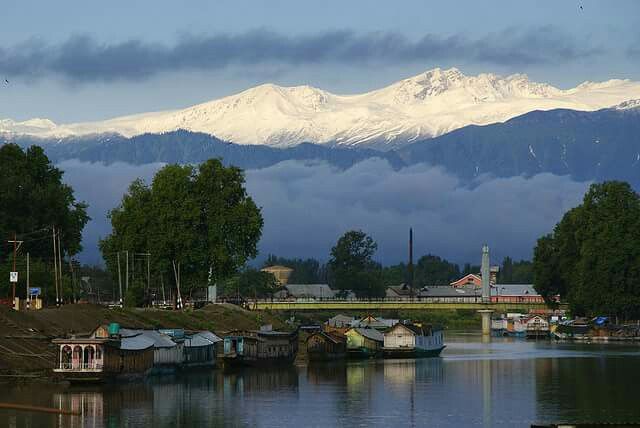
[350,328,384,342]
[120,329,178,348]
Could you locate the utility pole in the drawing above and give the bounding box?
[408,227,414,299]
[26,253,30,310]
[8,232,23,305]
[125,250,129,292]
[135,252,151,306]
[68,259,76,304]
[52,226,59,307]
[57,229,63,304]
[117,252,123,306]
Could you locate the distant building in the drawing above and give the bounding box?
[261,265,294,285]
[273,284,353,300]
[450,274,482,288]
[306,331,346,360]
[491,284,545,304]
[385,283,413,299]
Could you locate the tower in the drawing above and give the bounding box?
[481,244,490,303]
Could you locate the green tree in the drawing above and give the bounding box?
[100,159,263,307]
[414,254,461,286]
[533,181,640,318]
[328,230,384,298]
[0,144,89,302]
[221,267,277,299]
[498,257,533,284]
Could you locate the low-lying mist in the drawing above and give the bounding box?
[59,158,589,267]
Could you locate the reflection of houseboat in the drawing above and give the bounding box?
[345,328,383,358]
[306,331,346,361]
[53,324,154,382]
[382,323,445,358]
[222,326,298,367]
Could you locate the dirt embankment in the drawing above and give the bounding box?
[0,303,287,375]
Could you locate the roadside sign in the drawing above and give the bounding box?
[29,287,41,296]
[9,272,18,283]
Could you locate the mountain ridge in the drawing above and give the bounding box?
[3,68,640,150]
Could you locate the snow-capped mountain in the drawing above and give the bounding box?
[3,68,640,150]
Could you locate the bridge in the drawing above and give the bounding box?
[250,300,563,312]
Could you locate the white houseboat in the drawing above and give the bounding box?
[382,323,445,358]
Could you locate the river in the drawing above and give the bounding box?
[2,334,640,427]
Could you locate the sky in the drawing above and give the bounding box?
[1,1,635,267]
[1,0,640,122]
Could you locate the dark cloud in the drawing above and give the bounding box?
[0,27,599,82]
[60,159,589,267]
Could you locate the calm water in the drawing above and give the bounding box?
[3,335,640,427]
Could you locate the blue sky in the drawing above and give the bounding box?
[1,0,639,122]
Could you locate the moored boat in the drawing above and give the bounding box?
[222,325,298,367]
[382,322,445,358]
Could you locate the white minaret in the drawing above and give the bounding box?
[481,244,490,303]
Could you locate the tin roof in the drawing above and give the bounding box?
[120,329,178,348]
[120,335,155,351]
[492,284,539,296]
[351,328,384,343]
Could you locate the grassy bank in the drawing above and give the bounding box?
[0,303,287,375]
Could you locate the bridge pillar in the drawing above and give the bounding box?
[478,309,493,336]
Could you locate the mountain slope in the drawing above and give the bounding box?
[3,130,403,170]
[399,101,640,186]
[3,68,640,150]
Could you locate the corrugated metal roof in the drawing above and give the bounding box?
[185,336,214,348]
[284,284,337,298]
[120,335,155,350]
[419,285,481,297]
[492,284,539,296]
[120,329,178,348]
[352,328,384,342]
[194,331,222,343]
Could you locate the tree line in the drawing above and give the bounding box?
[6,143,638,318]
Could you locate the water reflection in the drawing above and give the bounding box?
[2,337,640,427]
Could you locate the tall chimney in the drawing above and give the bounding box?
[481,244,490,303]
[409,228,414,297]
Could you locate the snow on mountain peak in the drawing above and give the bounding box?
[614,99,640,110]
[2,68,640,150]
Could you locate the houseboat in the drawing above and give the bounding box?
[306,331,346,361]
[345,328,384,358]
[382,323,446,358]
[222,326,298,367]
[52,323,154,382]
[183,331,221,367]
[524,315,550,339]
[491,313,527,337]
[552,319,592,340]
[120,328,184,374]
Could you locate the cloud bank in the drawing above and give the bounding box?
[60,158,589,266]
[1,27,599,82]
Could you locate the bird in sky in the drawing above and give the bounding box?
[579,5,583,10]
[3,79,8,85]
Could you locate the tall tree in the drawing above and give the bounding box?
[0,144,89,301]
[328,230,384,298]
[533,181,640,318]
[100,159,263,306]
